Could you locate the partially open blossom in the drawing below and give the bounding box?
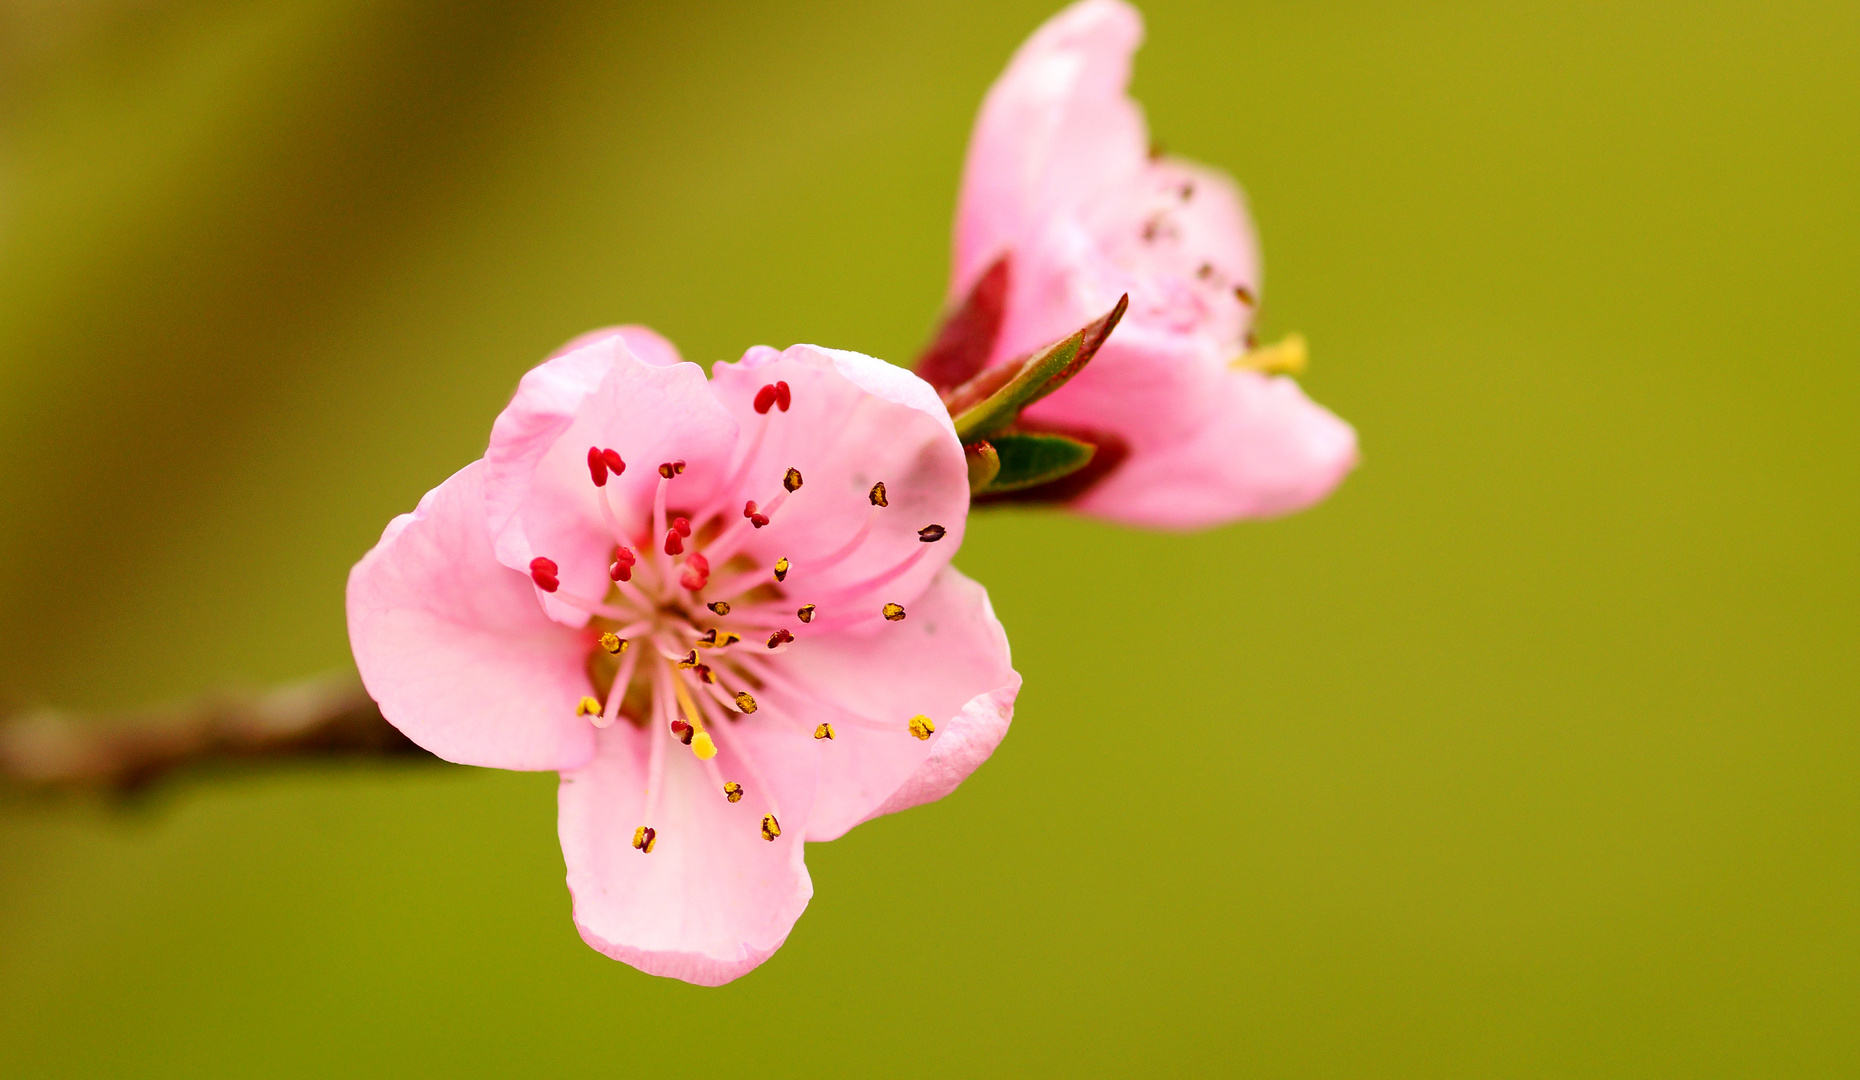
[932,0,1357,529]
[347,326,1019,985]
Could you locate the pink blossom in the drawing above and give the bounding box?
[346,327,1019,985]
[940,0,1357,529]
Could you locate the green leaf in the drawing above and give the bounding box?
[976,432,1096,493]
[948,294,1127,443]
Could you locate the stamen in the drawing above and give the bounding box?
[917,524,947,543]
[783,467,803,493]
[587,447,609,487]
[814,723,835,740]
[631,826,656,853]
[529,557,560,592]
[672,516,692,537]
[697,629,741,649]
[670,719,694,745]
[808,546,928,607]
[742,500,770,528]
[723,781,744,803]
[882,603,906,622]
[1233,285,1256,307]
[766,629,795,649]
[1231,333,1308,376]
[869,482,888,507]
[754,384,778,414]
[600,639,640,728]
[602,448,625,475]
[708,601,732,616]
[657,460,686,478]
[664,529,684,556]
[807,506,880,573]
[676,650,700,668]
[796,604,816,623]
[761,814,781,841]
[609,545,637,582]
[576,696,602,717]
[680,551,710,591]
[692,663,716,684]
[598,632,627,655]
[734,691,758,713]
[774,381,791,412]
[908,714,936,740]
[669,671,717,760]
[773,556,791,582]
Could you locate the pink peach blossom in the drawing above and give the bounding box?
[940,0,1357,529]
[347,327,1018,985]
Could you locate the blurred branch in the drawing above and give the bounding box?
[0,674,435,794]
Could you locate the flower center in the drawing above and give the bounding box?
[526,381,947,852]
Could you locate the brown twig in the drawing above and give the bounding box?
[0,673,437,794]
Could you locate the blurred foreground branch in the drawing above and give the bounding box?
[0,674,435,794]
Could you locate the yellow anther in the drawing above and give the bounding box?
[576,696,602,717]
[814,723,835,741]
[632,826,656,853]
[1231,332,1307,376]
[734,691,758,714]
[697,629,717,646]
[783,467,803,492]
[773,556,791,582]
[869,482,888,507]
[598,632,627,655]
[1233,284,1256,307]
[797,604,816,624]
[724,781,744,803]
[692,731,717,760]
[699,630,740,649]
[882,602,906,622]
[694,663,716,684]
[761,814,781,841]
[908,714,935,740]
[708,601,732,616]
[676,650,700,668]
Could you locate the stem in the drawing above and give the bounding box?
[0,673,436,794]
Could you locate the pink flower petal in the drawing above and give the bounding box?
[708,345,968,606]
[954,0,1148,299]
[346,460,596,771]
[548,324,685,367]
[484,335,737,624]
[1049,353,1359,529]
[760,567,1019,842]
[559,721,817,985]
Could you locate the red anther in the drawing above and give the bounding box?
[766,628,795,649]
[601,448,625,475]
[742,500,759,518]
[673,460,686,474]
[672,516,692,538]
[612,545,637,566]
[680,551,711,591]
[587,447,609,487]
[754,384,778,414]
[670,719,694,745]
[664,530,684,556]
[529,557,560,592]
[609,560,632,582]
[750,513,770,529]
[774,381,791,412]
[658,462,676,479]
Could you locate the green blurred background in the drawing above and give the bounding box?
[2,0,1855,1074]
